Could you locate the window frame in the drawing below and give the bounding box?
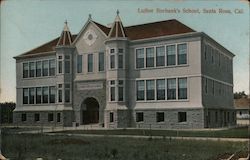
[48,113,54,122]
[136,112,144,122]
[178,112,187,123]
[87,54,94,73]
[109,112,114,123]
[98,52,105,72]
[156,112,165,122]
[77,54,83,73]
[34,113,40,122]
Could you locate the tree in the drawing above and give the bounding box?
[234,91,247,99]
[0,102,16,123]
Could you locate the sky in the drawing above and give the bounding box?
[0,0,249,102]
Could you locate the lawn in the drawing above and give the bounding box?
[56,126,249,138]
[1,132,248,160]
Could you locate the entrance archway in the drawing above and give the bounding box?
[81,97,99,124]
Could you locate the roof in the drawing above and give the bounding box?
[14,35,77,59]
[15,19,195,59]
[108,11,127,38]
[125,19,195,40]
[234,98,250,109]
[57,21,74,46]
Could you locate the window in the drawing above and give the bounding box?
[118,54,123,69]
[110,81,115,101]
[211,48,214,64]
[21,113,27,121]
[136,112,144,122]
[48,113,54,122]
[110,87,115,101]
[118,80,124,101]
[23,63,29,78]
[49,59,56,76]
[36,61,42,77]
[166,45,176,66]
[110,48,115,53]
[146,47,154,67]
[178,78,187,99]
[118,48,123,53]
[29,88,35,104]
[49,86,56,103]
[77,55,83,73]
[42,87,49,103]
[178,112,187,122]
[110,55,115,69]
[42,60,49,76]
[215,111,218,122]
[29,62,35,77]
[35,113,40,122]
[136,48,144,68]
[36,87,42,104]
[57,113,61,122]
[204,45,207,60]
[205,78,208,94]
[58,84,63,103]
[212,80,215,95]
[23,88,29,104]
[156,112,164,122]
[88,54,93,72]
[110,80,115,85]
[65,84,70,103]
[156,79,165,100]
[167,79,176,100]
[58,56,63,74]
[65,55,71,74]
[137,80,145,101]
[218,53,221,66]
[98,52,104,71]
[177,43,187,65]
[156,46,165,67]
[110,112,114,122]
[208,111,211,125]
[146,80,155,100]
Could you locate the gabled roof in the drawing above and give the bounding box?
[15,18,195,59]
[93,21,110,35]
[94,19,195,40]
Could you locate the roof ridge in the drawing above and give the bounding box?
[125,19,177,28]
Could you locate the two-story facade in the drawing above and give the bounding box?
[14,12,236,128]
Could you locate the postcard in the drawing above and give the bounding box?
[0,0,249,159]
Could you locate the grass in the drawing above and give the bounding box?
[1,132,248,160]
[56,126,249,138]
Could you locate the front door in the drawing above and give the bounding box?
[81,97,99,124]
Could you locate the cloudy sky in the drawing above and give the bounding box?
[0,0,249,102]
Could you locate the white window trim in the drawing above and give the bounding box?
[22,58,56,79]
[64,83,72,104]
[98,52,105,72]
[135,77,189,102]
[64,54,72,74]
[22,85,56,105]
[134,42,189,70]
[76,54,83,74]
[57,55,64,75]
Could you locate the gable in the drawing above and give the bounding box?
[74,21,108,54]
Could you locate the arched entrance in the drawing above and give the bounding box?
[81,97,99,124]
